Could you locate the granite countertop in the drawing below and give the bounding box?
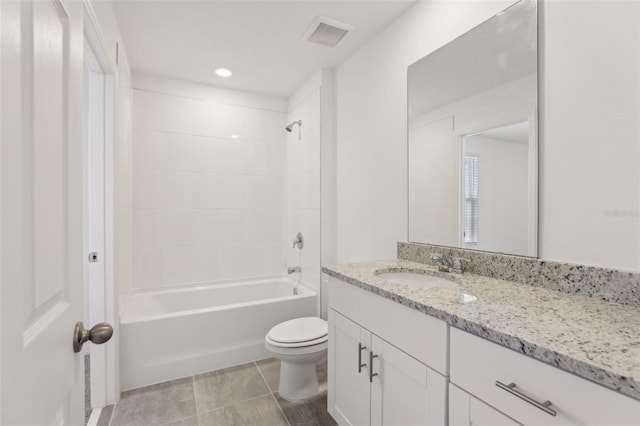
[322,259,640,401]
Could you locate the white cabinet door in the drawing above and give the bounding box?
[329,309,372,426]
[371,335,447,426]
[450,384,522,426]
[1,0,85,424]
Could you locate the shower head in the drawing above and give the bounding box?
[285,120,302,132]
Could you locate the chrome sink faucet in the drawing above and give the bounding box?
[430,253,451,272]
[430,253,469,274]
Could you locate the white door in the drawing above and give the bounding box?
[1,0,86,424]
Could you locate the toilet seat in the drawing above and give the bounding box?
[266,317,327,347]
[265,333,328,348]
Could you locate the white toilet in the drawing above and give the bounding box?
[264,316,328,401]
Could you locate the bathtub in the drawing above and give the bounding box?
[119,277,316,390]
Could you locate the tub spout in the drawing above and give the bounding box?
[288,266,301,274]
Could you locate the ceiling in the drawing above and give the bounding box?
[113,0,417,98]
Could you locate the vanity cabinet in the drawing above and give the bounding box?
[449,328,640,426]
[328,277,448,426]
[449,383,521,426]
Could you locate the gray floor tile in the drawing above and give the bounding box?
[255,358,280,393]
[194,362,271,413]
[97,404,114,426]
[198,395,288,426]
[111,377,197,426]
[316,360,328,385]
[163,415,199,426]
[276,392,336,426]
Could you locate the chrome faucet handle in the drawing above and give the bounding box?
[292,232,304,249]
[451,257,470,274]
[430,253,451,272]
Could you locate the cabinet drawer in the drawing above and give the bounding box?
[450,328,640,426]
[329,276,448,375]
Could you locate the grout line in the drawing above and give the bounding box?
[254,361,291,426]
[274,393,292,426]
[270,391,291,426]
[254,360,276,394]
[192,375,200,426]
[158,413,199,426]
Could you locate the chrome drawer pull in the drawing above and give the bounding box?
[358,343,367,373]
[369,351,379,383]
[496,381,557,416]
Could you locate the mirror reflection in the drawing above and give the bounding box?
[408,0,537,257]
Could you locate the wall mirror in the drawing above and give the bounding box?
[407,0,538,257]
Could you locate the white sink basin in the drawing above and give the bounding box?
[378,271,458,288]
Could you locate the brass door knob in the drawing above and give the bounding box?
[73,321,113,353]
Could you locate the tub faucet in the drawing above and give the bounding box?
[288,266,301,274]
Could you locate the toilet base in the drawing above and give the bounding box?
[278,360,324,401]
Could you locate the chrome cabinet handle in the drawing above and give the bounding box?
[358,343,367,373]
[496,381,556,416]
[369,351,379,383]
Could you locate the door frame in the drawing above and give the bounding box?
[82,0,119,408]
[455,110,538,257]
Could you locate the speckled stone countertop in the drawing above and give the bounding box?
[322,259,640,401]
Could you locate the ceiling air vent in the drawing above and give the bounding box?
[303,16,353,48]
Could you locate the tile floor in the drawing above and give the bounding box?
[98,358,336,426]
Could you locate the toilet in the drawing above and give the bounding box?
[264,317,328,401]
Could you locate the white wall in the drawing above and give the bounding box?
[465,135,529,255]
[335,0,640,271]
[131,75,287,289]
[540,1,640,270]
[408,116,457,247]
[336,1,513,263]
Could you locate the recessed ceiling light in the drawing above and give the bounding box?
[231,134,240,139]
[215,68,233,78]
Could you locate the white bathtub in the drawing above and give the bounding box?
[120,277,316,390]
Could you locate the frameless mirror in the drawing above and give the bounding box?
[407,0,537,257]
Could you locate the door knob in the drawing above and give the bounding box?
[73,321,113,353]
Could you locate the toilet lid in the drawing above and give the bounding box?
[265,333,328,348]
[267,317,328,344]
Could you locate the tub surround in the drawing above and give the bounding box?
[322,258,640,401]
[398,241,640,307]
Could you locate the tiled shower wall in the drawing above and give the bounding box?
[286,88,321,291]
[132,87,287,288]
